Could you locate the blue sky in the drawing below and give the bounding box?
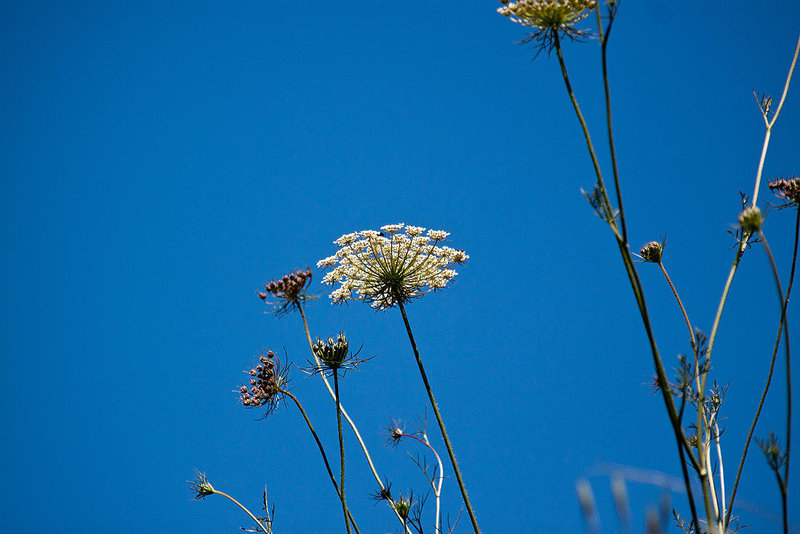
[2,1,799,532]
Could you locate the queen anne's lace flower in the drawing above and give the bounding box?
[497,0,596,29]
[497,0,597,57]
[317,223,469,310]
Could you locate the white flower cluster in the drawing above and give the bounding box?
[317,223,469,310]
[497,0,596,29]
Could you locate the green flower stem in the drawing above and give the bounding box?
[554,32,614,223]
[332,372,352,534]
[554,32,704,532]
[282,388,361,534]
[595,5,627,244]
[212,489,271,534]
[396,300,480,534]
[298,305,410,533]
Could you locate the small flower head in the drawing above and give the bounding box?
[769,176,800,207]
[318,223,468,310]
[637,241,664,264]
[239,350,290,417]
[258,267,315,316]
[497,0,597,57]
[307,332,368,376]
[188,470,216,500]
[738,206,763,233]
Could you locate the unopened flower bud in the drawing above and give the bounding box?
[739,206,763,232]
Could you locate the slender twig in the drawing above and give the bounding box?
[396,300,480,534]
[297,305,410,532]
[213,490,271,534]
[751,36,799,206]
[282,389,361,534]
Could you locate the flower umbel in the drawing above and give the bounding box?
[637,240,664,263]
[239,350,289,417]
[769,176,800,207]
[318,223,468,310]
[258,268,315,316]
[497,0,597,57]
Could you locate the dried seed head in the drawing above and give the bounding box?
[239,350,289,417]
[259,267,315,316]
[638,241,663,263]
[769,177,800,206]
[738,206,763,233]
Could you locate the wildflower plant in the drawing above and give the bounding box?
[498,1,800,531]
[190,4,799,534]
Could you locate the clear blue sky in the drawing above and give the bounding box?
[2,1,799,532]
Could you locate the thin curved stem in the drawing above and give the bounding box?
[554,32,615,223]
[396,300,480,534]
[297,305,410,532]
[658,262,697,355]
[282,388,361,534]
[596,6,627,243]
[213,490,271,534]
[403,431,444,533]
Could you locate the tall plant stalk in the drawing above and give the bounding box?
[396,300,480,534]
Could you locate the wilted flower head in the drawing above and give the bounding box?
[239,350,289,417]
[258,268,314,316]
[317,223,468,310]
[637,241,664,264]
[497,0,597,56]
[188,470,216,500]
[738,206,763,233]
[307,332,367,376]
[769,177,800,207]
